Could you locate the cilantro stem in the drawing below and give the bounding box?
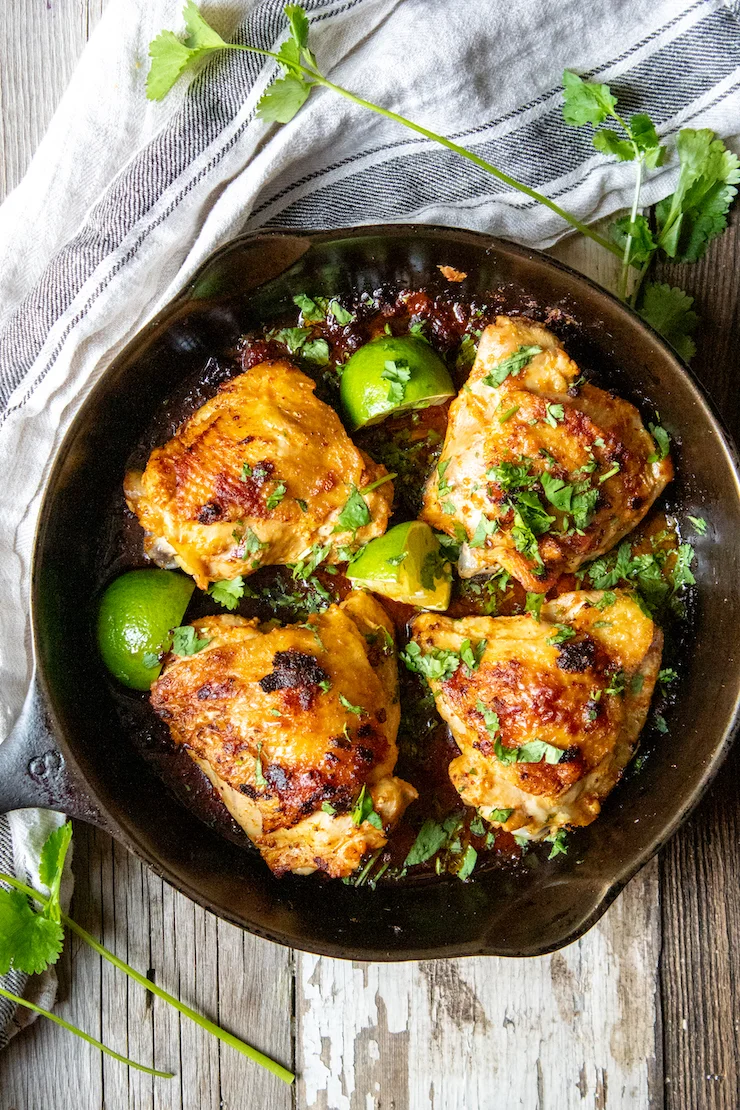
[618,154,643,301]
[0,871,294,1085]
[222,43,622,258]
[0,985,174,1078]
[313,74,623,257]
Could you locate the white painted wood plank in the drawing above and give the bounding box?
[296,863,661,1110]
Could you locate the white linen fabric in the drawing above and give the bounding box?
[1,0,739,1042]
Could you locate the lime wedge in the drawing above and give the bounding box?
[347,521,452,610]
[340,335,455,431]
[97,569,195,690]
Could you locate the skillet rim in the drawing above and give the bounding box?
[29,222,740,960]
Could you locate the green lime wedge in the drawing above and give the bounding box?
[97,569,195,690]
[347,521,452,610]
[340,335,455,431]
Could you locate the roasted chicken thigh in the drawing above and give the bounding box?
[151,591,417,877]
[409,589,662,840]
[125,361,394,589]
[422,317,673,591]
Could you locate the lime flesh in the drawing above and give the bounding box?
[97,569,195,690]
[347,521,452,610]
[340,335,455,431]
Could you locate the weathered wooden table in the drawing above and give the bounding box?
[1,4,739,1108]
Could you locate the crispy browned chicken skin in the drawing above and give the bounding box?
[125,361,394,589]
[151,591,417,877]
[409,589,662,841]
[422,318,673,592]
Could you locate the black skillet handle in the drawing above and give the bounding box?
[0,674,108,828]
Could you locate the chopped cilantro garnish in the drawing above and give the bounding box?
[400,641,460,683]
[544,402,565,427]
[499,404,520,424]
[469,515,499,548]
[456,844,477,881]
[647,421,671,462]
[687,515,707,535]
[494,738,565,765]
[171,626,211,656]
[381,359,412,405]
[321,801,337,816]
[460,638,487,673]
[525,592,544,621]
[489,807,513,823]
[546,625,576,645]
[476,699,500,736]
[241,460,253,479]
[265,481,287,511]
[350,785,383,829]
[208,576,245,611]
[599,463,621,483]
[339,693,363,716]
[545,830,568,860]
[335,485,371,532]
[482,345,543,387]
[328,299,355,325]
[654,714,669,734]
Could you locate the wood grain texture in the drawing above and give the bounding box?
[0,2,738,1108]
[653,208,740,1110]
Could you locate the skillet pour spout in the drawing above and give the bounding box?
[8,224,740,961]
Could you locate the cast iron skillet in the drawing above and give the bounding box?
[1,224,739,961]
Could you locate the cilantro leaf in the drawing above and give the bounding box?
[545,830,569,860]
[647,421,671,462]
[562,70,617,127]
[266,481,288,510]
[460,638,487,673]
[172,625,212,656]
[335,486,371,533]
[688,515,707,535]
[285,4,310,51]
[0,890,64,975]
[544,402,564,427]
[404,818,449,867]
[489,807,513,824]
[257,74,311,122]
[609,214,657,266]
[482,345,542,387]
[328,299,355,325]
[350,785,383,830]
[593,129,635,162]
[637,282,699,362]
[525,592,543,620]
[146,1,230,101]
[339,693,363,715]
[476,699,500,736]
[546,625,576,646]
[494,738,565,765]
[208,577,245,611]
[301,337,330,365]
[39,822,73,924]
[540,472,573,513]
[420,548,448,590]
[630,113,667,168]
[381,359,412,406]
[293,292,326,322]
[655,129,740,263]
[456,844,477,881]
[469,515,498,548]
[400,641,460,683]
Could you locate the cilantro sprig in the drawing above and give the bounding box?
[147,6,738,363]
[0,823,294,1084]
[147,6,622,259]
[563,71,739,356]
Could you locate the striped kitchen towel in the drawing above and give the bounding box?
[1,0,739,1042]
